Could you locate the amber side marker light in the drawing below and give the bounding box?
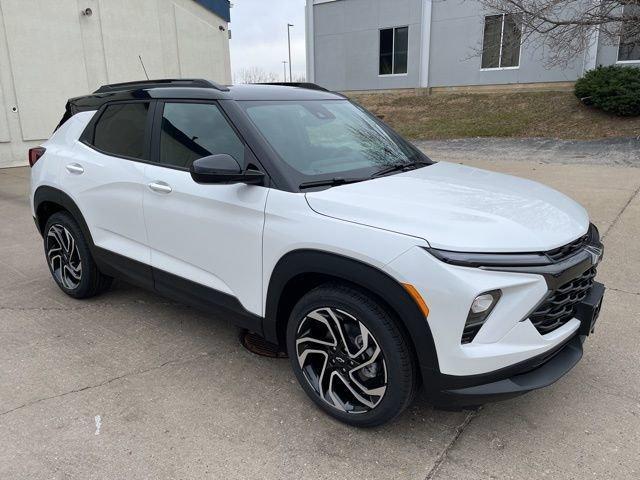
[402,283,430,317]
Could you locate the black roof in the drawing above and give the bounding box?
[66,79,344,115]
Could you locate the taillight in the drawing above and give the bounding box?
[28,147,46,167]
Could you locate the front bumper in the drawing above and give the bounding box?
[427,280,604,407]
[385,227,604,405]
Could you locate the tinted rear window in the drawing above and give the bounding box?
[93,103,149,159]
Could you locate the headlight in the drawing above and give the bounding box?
[462,290,502,344]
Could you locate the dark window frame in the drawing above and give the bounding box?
[480,13,523,70]
[379,26,409,76]
[80,100,155,162]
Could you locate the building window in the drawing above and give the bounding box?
[481,14,522,69]
[379,26,408,75]
[618,4,640,62]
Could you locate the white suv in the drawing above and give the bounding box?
[30,79,605,427]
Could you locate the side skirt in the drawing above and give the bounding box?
[93,247,263,333]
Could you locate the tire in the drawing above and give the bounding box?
[286,282,418,427]
[43,211,113,299]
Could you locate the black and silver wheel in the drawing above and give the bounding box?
[44,212,112,298]
[46,223,82,290]
[287,283,417,427]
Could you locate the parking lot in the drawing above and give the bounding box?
[1,145,639,479]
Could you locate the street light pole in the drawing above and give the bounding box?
[287,23,294,82]
[282,61,288,82]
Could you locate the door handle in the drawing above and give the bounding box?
[148,181,172,194]
[66,163,84,174]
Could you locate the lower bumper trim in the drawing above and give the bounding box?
[429,335,583,408]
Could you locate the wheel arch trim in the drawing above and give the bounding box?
[34,186,95,247]
[264,249,440,376]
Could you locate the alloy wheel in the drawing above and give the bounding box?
[295,307,387,414]
[46,224,82,290]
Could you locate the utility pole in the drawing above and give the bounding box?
[287,23,294,82]
[282,61,288,82]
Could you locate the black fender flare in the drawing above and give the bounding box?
[263,249,440,378]
[33,186,95,247]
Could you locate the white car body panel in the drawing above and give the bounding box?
[262,190,424,311]
[306,162,590,252]
[30,111,92,214]
[143,163,268,315]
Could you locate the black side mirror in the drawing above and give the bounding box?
[190,154,265,185]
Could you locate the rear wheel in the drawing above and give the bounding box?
[287,283,417,427]
[44,212,112,298]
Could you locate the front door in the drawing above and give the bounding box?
[142,101,268,317]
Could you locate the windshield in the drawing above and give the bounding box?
[240,99,431,186]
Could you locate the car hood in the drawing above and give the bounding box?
[305,162,589,252]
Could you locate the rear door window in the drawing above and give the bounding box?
[93,102,150,159]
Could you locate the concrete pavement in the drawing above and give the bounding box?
[0,148,639,479]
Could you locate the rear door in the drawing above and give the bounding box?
[142,100,268,317]
[66,101,153,271]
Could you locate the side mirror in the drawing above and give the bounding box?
[190,154,265,185]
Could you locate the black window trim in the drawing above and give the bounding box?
[80,99,156,163]
[79,97,274,187]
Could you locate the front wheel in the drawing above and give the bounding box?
[286,283,418,427]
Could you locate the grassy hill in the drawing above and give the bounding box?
[349,91,640,140]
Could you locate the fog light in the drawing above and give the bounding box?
[462,289,502,344]
[471,293,497,314]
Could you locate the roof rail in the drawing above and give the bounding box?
[93,79,229,94]
[254,82,330,92]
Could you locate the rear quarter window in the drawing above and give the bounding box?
[92,102,149,159]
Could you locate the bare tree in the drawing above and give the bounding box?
[472,0,640,66]
[234,67,280,84]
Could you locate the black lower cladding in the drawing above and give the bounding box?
[429,333,584,407]
[92,247,262,333]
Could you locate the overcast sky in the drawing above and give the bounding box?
[229,0,307,82]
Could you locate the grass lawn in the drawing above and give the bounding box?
[349,91,640,140]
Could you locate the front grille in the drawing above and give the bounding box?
[530,267,597,335]
[546,232,590,263]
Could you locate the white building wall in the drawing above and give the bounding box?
[0,0,231,168]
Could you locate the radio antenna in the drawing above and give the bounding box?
[138,55,150,80]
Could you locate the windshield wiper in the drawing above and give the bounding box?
[370,160,430,179]
[299,177,366,190]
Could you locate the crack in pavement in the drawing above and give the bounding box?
[607,287,640,297]
[0,352,212,419]
[0,301,184,312]
[424,408,480,480]
[602,183,640,240]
